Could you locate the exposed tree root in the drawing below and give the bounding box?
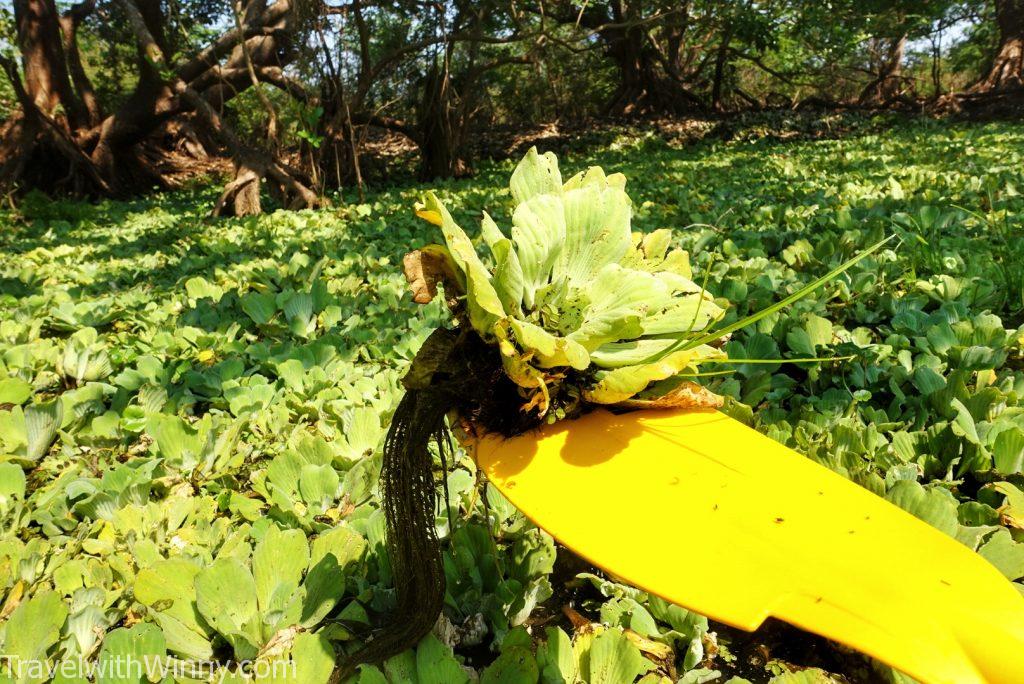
[0,0,319,213]
[213,152,323,217]
[605,82,706,117]
[0,113,108,197]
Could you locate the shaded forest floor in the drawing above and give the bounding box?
[220,109,940,194]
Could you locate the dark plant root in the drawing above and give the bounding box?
[351,388,452,670]
[333,328,545,681]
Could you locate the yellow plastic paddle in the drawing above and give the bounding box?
[474,408,1024,684]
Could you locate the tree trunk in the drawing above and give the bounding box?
[416,63,469,181]
[88,97,174,195]
[214,150,266,216]
[0,54,108,195]
[858,35,908,105]
[0,0,173,195]
[13,0,86,125]
[95,0,181,191]
[0,0,310,205]
[112,0,320,214]
[974,0,1024,91]
[604,34,701,114]
[198,0,295,111]
[600,2,704,115]
[711,26,734,112]
[314,95,362,190]
[59,0,101,126]
[0,0,105,195]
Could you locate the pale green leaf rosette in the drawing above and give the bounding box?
[412,147,728,414]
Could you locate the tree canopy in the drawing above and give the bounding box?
[0,0,1020,211]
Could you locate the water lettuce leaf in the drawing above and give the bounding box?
[415,148,727,411]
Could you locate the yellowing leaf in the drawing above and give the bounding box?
[415,207,443,226]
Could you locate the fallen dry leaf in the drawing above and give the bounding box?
[562,605,592,630]
[617,381,724,410]
[403,242,460,301]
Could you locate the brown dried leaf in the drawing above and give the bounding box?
[338,494,356,518]
[562,605,592,631]
[616,381,723,410]
[403,251,437,305]
[402,246,460,305]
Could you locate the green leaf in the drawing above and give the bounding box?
[508,318,589,370]
[885,480,959,537]
[888,176,904,199]
[242,292,278,325]
[509,147,562,204]
[678,670,723,684]
[912,367,947,395]
[354,666,389,684]
[949,398,982,446]
[978,529,1024,580]
[589,338,680,369]
[416,633,469,684]
[135,558,213,660]
[59,328,112,382]
[195,557,261,660]
[383,651,418,683]
[3,591,68,684]
[301,526,367,628]
[185,276,224,302]
[484,212,526,317]
[96,623,166,684]
[341,455,380,503]
[0,377,32,405]
[298,464,340,512]
[481,646,540,684]
[423,192,505,334]
[584,346,723,405]
[309,525,367,570]
[0,462,27,506]
[676,235,895,354]
[146,413,209,470]
[228,491,265,521]
[804,314,833,347]
[25,399,62,462]
[258,631,336,684]
[282,292,315,337]
[253,525,309,618]
[567,265,662,351]
[510,193,567,310]
[785,328,815,357]
[337,407,382,462]
[538,627,576,684]
[994,428,1024,475]
[586,628,651,684]
[553,166,632,288]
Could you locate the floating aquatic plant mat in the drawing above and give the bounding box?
[339,149,1024,684]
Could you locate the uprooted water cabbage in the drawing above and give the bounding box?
[409,147,728,414]
[340,149,732,675]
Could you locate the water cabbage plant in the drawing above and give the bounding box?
[413,148,732,413]
[340,148,890,674]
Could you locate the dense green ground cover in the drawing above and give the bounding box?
[1,119,1023,683]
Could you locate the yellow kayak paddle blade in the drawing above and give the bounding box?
[475,409,1024,684]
